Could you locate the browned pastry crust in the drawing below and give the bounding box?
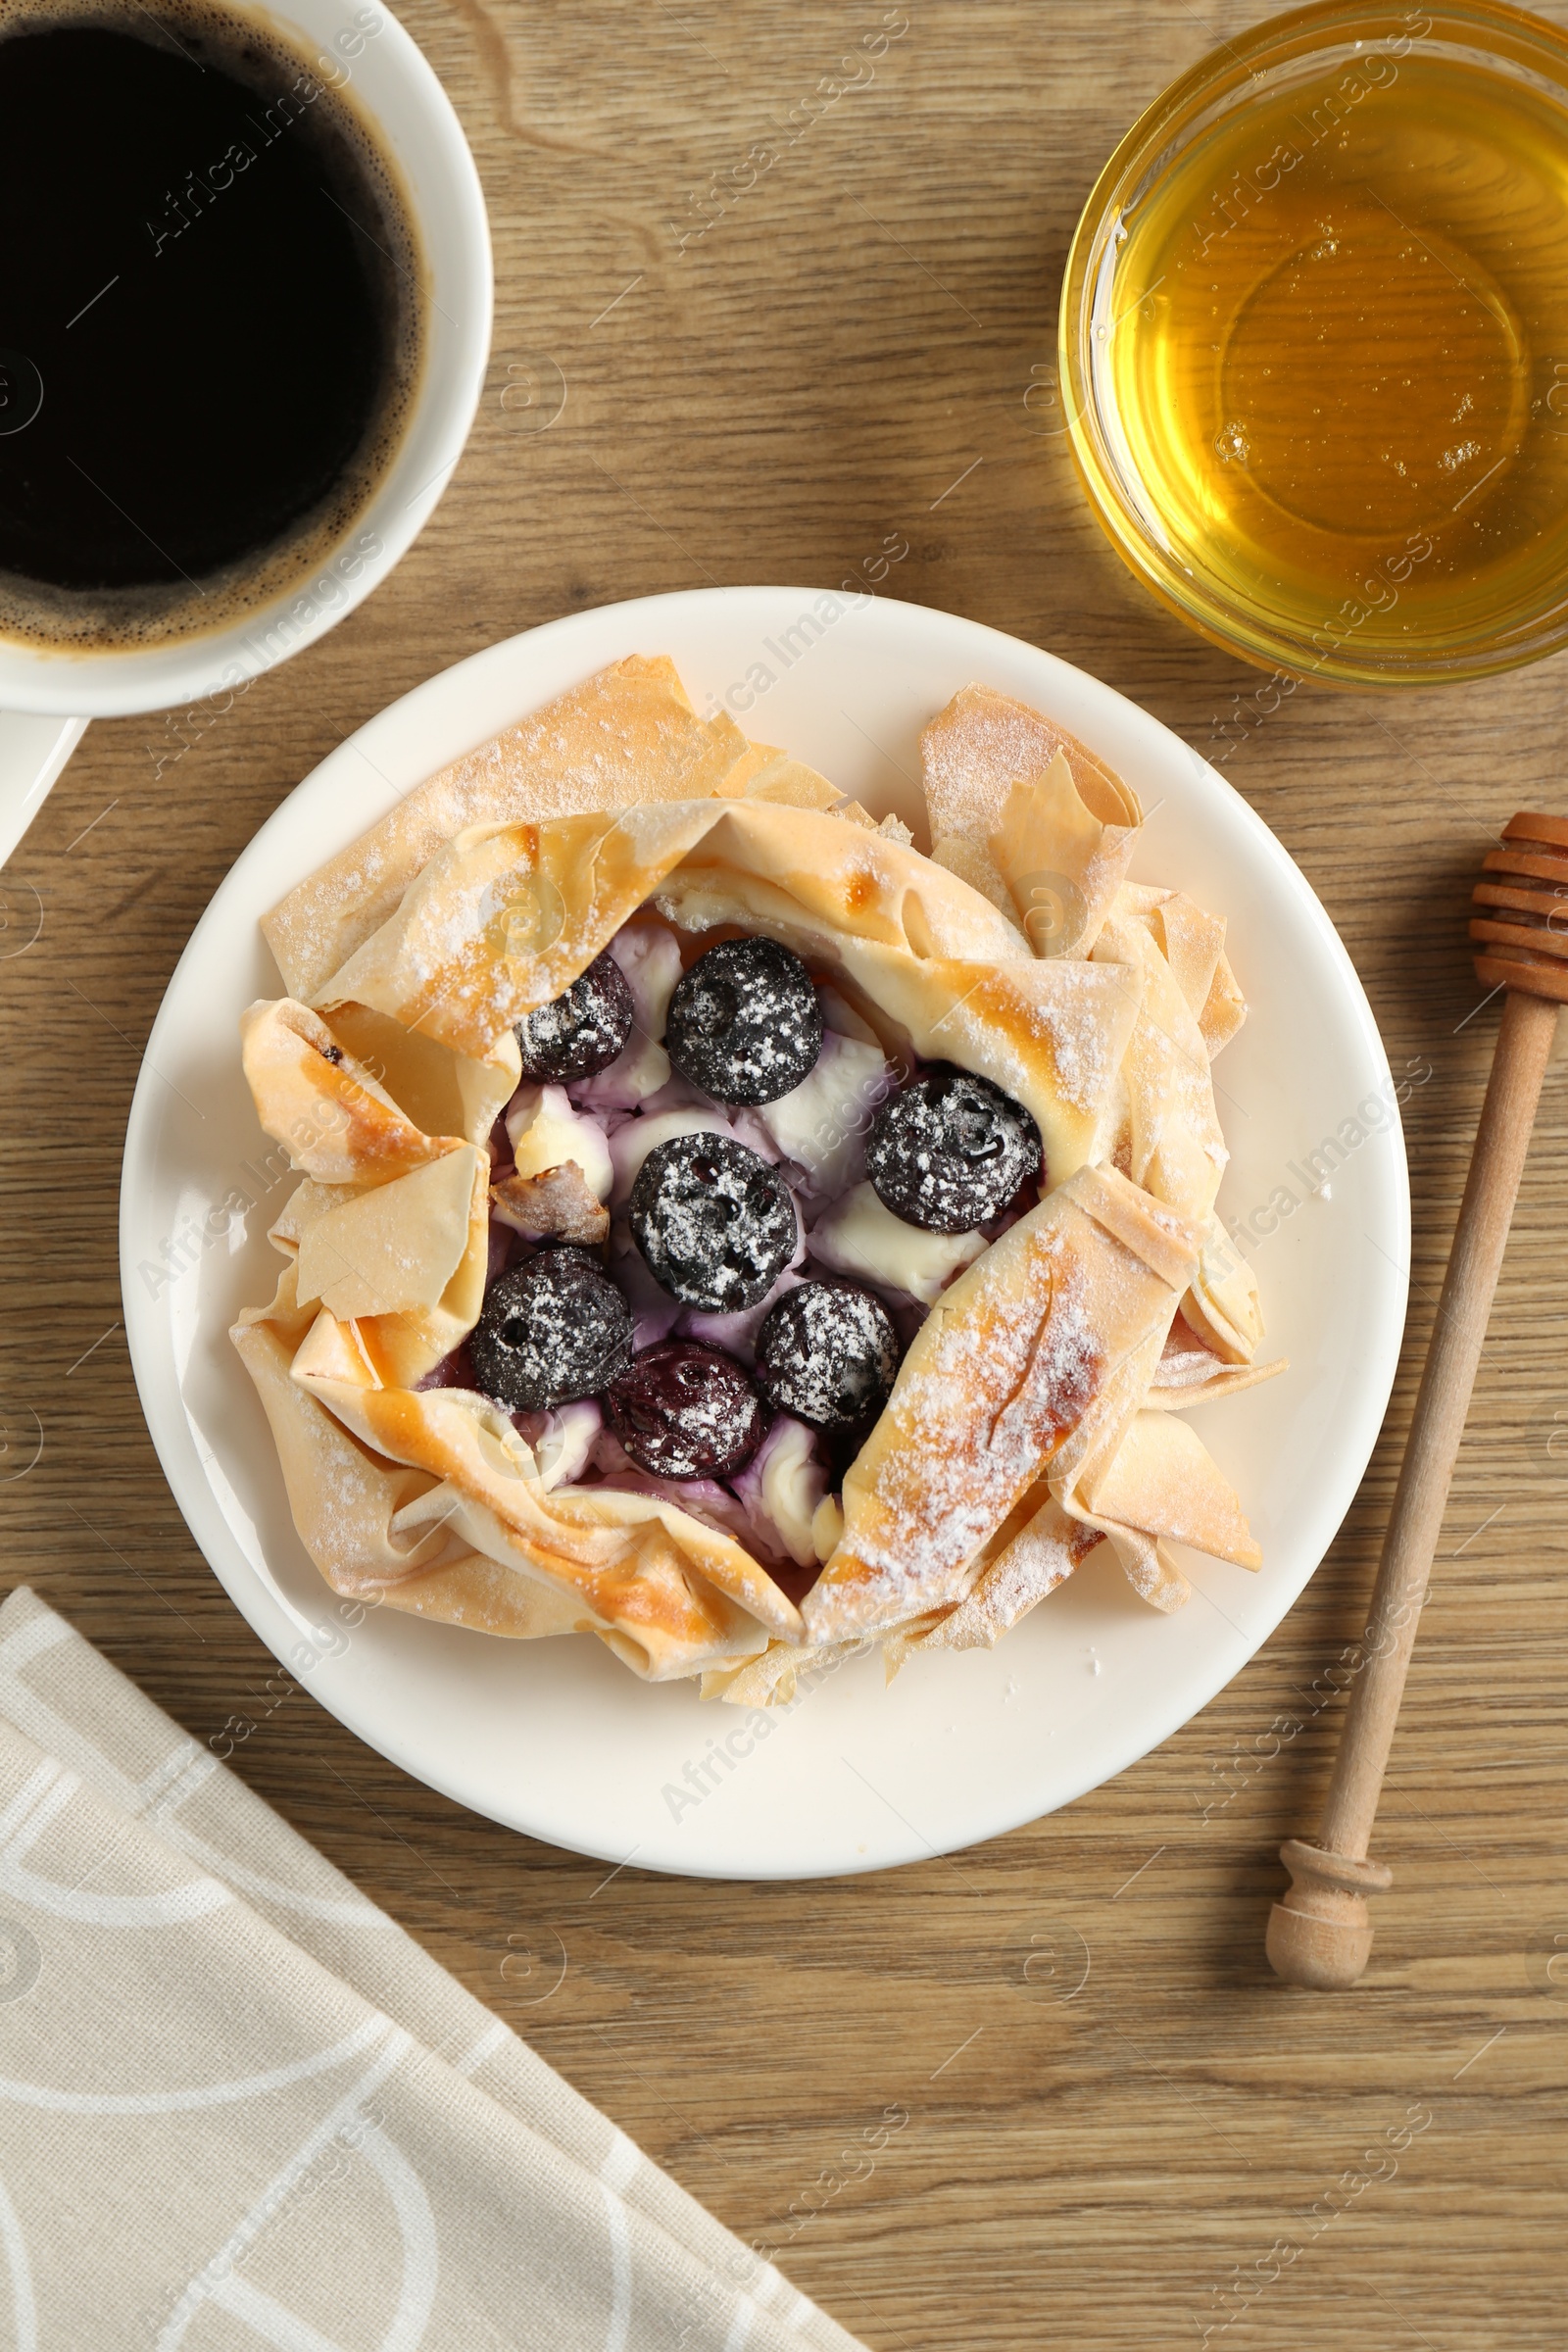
[232,657,1280,1695]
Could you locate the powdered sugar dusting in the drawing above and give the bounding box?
[265,659,726,1000]
[938,1505,1104,1644]
[1019,978,1127,1115]
[921,692,1068,844]
[825,1236,1102,1623]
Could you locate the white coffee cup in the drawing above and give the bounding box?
[0,0,492,864]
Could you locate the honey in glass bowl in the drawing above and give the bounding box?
[1060,0,1568,684]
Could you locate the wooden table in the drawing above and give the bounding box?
[5,3,1566,2344]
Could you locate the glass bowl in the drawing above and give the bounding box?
[1059,0,1568,685]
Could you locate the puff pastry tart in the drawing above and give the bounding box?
[232,656,1282,1703]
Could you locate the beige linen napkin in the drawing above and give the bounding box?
[0,1587,864,2352]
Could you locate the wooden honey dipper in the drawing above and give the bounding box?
[1267,812,1567,1988]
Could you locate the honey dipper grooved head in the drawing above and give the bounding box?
[1471,811,1568,1004]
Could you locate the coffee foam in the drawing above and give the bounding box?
[0,0,427,654]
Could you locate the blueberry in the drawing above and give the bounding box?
[629,1132,798,1310]
[469,1246,633,1411]
[865,1062,1041,1233]
[604,1340,765,1479]
[514,949,635,1081]
[756,1279,901,1433]
[663,936,822,1105]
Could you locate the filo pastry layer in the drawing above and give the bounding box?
[230,655,1278,1695]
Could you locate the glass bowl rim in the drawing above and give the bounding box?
[1058,0,1568,689]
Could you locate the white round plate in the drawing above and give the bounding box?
[122,589,1409,1880]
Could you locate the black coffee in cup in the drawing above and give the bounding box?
[0,1,424,649]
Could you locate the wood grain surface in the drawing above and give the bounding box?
[4,4,1567,2346]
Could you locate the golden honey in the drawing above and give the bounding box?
[1068,12,1568,679]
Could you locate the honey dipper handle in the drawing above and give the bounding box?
[1323,987,1557,1844]
[1269,987,1559,1987]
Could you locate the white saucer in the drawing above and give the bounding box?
[0,712,86,870]
[120,589,1408,1880]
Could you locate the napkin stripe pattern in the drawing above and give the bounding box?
[0,1588,864,2352]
